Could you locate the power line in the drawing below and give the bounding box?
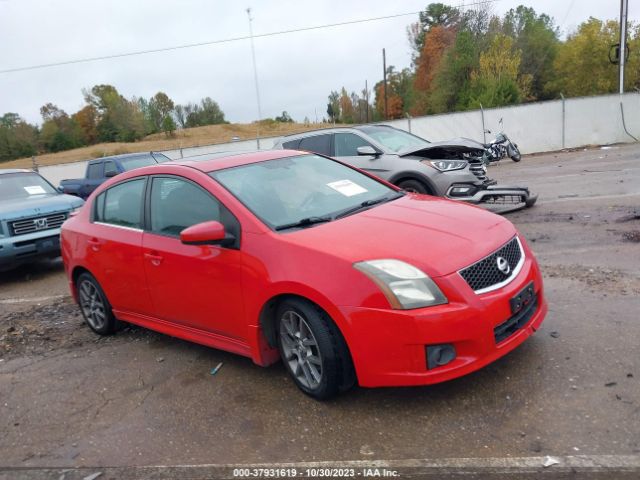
[0,0,499,75]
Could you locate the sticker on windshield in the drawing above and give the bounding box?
[327,179,368,197]
[24,185,46,195]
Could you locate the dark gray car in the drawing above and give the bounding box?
[272,125,488,198]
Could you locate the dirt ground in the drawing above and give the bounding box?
[0,144,639,478]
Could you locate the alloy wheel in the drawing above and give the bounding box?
[279,310,323,389]
[79,279,107,331]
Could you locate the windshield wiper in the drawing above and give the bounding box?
[334,192,404,220]
[275,216,333,231]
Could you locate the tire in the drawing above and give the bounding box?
[508,143,522,162]
[76,272,118,335]
[397,179,431,195]
[276,299,355,400]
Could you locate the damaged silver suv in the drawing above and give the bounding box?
[273,125,486,197]
[273,125,536,211]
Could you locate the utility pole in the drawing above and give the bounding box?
[247,7,262,148]
[619,0,629,94]
[365,79,369,123]
[382,48,388,120]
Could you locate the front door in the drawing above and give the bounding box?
[334,132,386,175]
[142,176,246,341]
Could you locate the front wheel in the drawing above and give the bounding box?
[508,143,522,162]
[397,179,431,195]
[76,272,118,335]
[277,299,355,400]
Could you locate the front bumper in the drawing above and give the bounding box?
[0,228,62,270]
[446,184,537,207]
[338,254,546,387]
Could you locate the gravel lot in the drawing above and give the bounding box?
[1,144,639,479]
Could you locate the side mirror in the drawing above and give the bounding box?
[357,146,379,156]
[105,170,118,178]
[180,221,234,247]
[57,186,64,193]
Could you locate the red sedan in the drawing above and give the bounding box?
[61,150,547,399]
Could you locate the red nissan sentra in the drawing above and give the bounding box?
[61,150,547,399]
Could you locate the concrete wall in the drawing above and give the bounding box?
[39,92,640,186]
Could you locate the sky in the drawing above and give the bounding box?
[0,0,636,126]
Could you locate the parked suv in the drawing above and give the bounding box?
[0,169,84,270]
[272,125,487,197]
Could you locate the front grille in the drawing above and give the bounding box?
[468,158,488,182]
[494,294,538,343]
[10,213,67,236]
[459,237,523,293]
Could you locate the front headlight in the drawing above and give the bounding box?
[354,259,448,309]
[425,160,468,172]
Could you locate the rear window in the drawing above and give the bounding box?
[282,140,300,149]
[298,134,332,156]
[87,163,103,179]
[95,178,145,229]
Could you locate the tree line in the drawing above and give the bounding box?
[0,85,227,162]
[326,3,640,123]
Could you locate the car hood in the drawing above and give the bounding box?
[399,137,486,157]
[280,195,517,277]
[0,194,84,222]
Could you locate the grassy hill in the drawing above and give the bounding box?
[2,122,337,169]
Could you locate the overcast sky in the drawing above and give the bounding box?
[0,0,636,125]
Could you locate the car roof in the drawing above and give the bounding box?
[0,168,33,175]
[174,149,304,173]
[276,124,396,141]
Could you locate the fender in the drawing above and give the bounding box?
[247,281,355,367]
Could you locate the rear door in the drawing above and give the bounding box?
[141,175,246,340]
[89,177,154,316]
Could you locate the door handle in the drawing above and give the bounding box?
[144,252,164,266]
[88,237,101,252]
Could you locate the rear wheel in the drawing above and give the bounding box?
[397,179,432,195]
[76,272,117,335]
[277,299,355,400]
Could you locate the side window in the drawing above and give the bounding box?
[104,160,118,177]
[87,163,104,180]
[282,139,300,149]
[150,177,222,237]
[100,179,145,229]
[298,134,331,156]
[334,133,372,157]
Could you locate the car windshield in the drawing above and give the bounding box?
[358,126,430,152]
[120,155,160,171]
[211,154,402,230]
[0,172,58,201]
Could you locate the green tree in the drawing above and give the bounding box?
[548,18,640,96]
[39,103,85,152]
[464,34,525,109]
[162,115,176,137]
[429,29,480,113]
[503,6,559,100]
[83,84,145,142]
[275,111,293,122]
[327,91,340,123]
[146,92,175,133]
[0,114,38,162]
